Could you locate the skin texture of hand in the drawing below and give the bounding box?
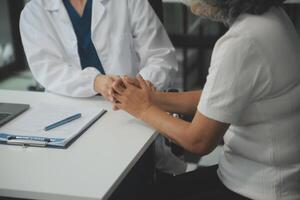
[112,76,156,118]
[114,76,156,90]
[112,76,156,111]
[94,75,120,101]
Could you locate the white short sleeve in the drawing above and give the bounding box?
[198,35,269,124]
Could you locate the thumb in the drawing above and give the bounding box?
[137,75,147,90]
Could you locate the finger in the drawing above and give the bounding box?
[111,90,120,101]
[145,81,153,88]
[123,79,140,93]
[115,102,124,111]
[111,92,121,104]
[112,79,126,94]
[113,77,123,86]
[107,90,114,102]
[124,76,134,83]
[122,77,133,88]
[111,92,119,103]
[146,81,156,91]
[137,75,147,90]
[110,75,121,81]
[111,90,127,103]
[112,104,120,111]
[145,81,155,92]
[125,77,140,88]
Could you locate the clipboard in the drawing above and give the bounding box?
[0,103,107,148]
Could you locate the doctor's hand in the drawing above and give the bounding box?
[94,75,119,101]
[112,76,156,119]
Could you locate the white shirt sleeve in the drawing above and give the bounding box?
[20,2,100,98]
[198,35,270,124]
[128,0,178,91]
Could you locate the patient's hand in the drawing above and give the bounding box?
[111,76,156,111]
[114,76,156,91]
[112,75,156,118]
[94,75,119,101]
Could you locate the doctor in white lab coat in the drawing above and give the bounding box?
[20,0,178,99]
[20,0,186,175]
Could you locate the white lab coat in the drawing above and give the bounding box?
[20,0,178,97]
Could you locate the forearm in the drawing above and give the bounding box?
[31,62,99,97]
[113,77,226,156]
[153,90,202,115]
[141,106,206,155]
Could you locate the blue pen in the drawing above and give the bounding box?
[44,113,82,131]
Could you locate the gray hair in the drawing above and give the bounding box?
[184,0,287,25]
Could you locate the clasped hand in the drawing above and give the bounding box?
[111,75,156,119]
[94,74,156,118]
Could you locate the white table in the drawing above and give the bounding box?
[0,90,157,200]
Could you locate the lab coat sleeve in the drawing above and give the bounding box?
[19,2,100,97]
[128,0,178,91]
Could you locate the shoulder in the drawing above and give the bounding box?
[211,32,266,85]
[228,7,289,44]
[23,0,44,12]
[20,0,51,30]
[212,33,255,63]
[21,0,46,20]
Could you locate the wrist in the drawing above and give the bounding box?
[152,91,163,106]
[94,75,105,94]
[139,104,156,121]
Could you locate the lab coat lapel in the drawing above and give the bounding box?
[44,0,76,38]
[91,0,106,38]
[45,0,79,61]
[57,1,78,47]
